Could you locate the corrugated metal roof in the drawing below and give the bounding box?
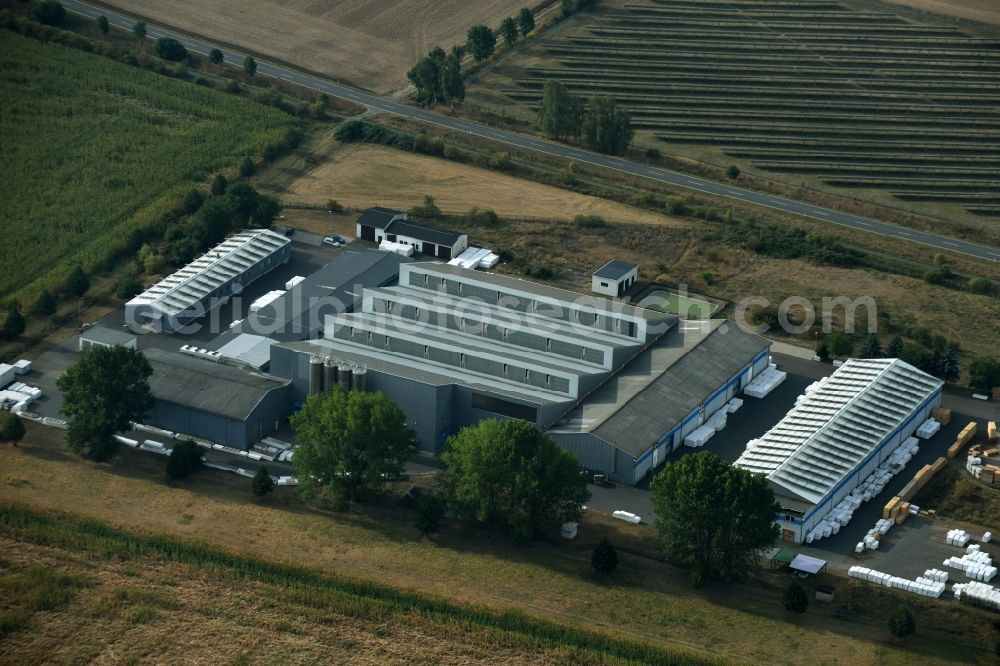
[551,321,770,457]
[735,358,942,505]
[127,230,289,317]
[145,348,288,420]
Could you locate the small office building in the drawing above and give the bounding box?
[78,327,137,352]
[592,259,638,298]
[355,207,468,260]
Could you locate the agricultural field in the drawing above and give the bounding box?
[0,30,293,302]
[0,425,992,664]
[99,0,531,92]
[264,141,686,226]
[468,0,1000,229]
[883,0,1000,26]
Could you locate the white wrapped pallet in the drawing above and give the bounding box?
[984,531,992,544]
[612,510,641,525]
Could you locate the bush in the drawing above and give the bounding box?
[32,1,66,26]
[574,214,606,229]
[114,275,142,300]
[442,143,459,159]
[165,440,203,480]
[211,174,228,196]
[924,265,952,285]
[488,151,512,171]
[645,147,662,161]
[0,413,26,445]
[209,48,224,64]
[63,265,90,298]
[414,495,445,536]
[969,277,994,295]
[591,538,619,575]
[155,38,188,62]
[466,207,498,226]
[239,156,254,177]
[251,465,274,497]
[182,188,204,215]
[33,289,57,316]
[726,164,741,180]
[326,199,343,213]
[784,582,809,613]
[526,264,555,280]
[887,605,915,638]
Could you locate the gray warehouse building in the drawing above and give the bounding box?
[144,348,292,449]
[126,229,290,334]
[270,262,770,484]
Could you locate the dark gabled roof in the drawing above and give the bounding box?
[144,348,289,421]
[356,207,405,230]
[385,219,464,247]
[593,259,638,280]
[593,323,769,456]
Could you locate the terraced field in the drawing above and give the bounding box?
[492,0,1000,220]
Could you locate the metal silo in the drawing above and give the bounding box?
[309,356,323,395]
[323,358,337,392]
[352,366,367,392]
[338,363,352,391]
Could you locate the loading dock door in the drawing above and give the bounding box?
[360,225,376,242]
[438,246,452,260]
[422,242,435,256]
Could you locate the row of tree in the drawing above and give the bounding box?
[538,81,634,154]
[0,265,90,340]
[818,330,964,385]
[407,47,465,107]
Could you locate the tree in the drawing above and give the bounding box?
[500,17,518,47]
[133,21,147,40]
[33,289,57,316]
[252,465,275,497]
[115,275,142,300]
[442,52,465,104]
[582,96,634,155]
[252,195,281,229]
[239,156,255,177]
[824,331,854,357]
[166,440,203,480]
[63,265,90,298]
[860,332,881,359]
[211,173,228,196]
[57,346,154,462]
[1,304,25,340]
[592,537,619,575]
[0,413,25,447]
[517,7,535,36]
[407,55,443,105]
[182,188,204,215]
[156,38,188,62]
[940,342,960,383]
[815,340,830,363]
[243,55,257,78]
[440,419,590,541]
[886,336,904,358]
[537,80,582,140]
[650,452,779,583]
[96,15,109,35]
[969,356,1000,394]
[784,581,809,612]
[291,387,414,503]
[209,48,224,64]
[32,1,65,26]
[467,24,497,63]
[888,605,915,639]
[488,151,512,171]
[414,494,445,536]
[726,164,741,180]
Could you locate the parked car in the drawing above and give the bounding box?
[322,235,347,247]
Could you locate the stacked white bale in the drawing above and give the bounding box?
[984,531,993,544]
[726,397,743,413]
[683,424,716,448]
[915,418,941,439]
[850,566,944,598]
[953,582,1000,611]
[924,568,949,583]
[946,529,971,547]
[743,365,787,398]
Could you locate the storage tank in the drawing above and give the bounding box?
[323,359,337,392]
[309,357,323,395]
[352,367,367,392]
[338,363,352,391]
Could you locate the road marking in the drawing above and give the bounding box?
[813,211,831,218]
[899,231,911,236]
[854,220,871,227]
[943,241,960,247]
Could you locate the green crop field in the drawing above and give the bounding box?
[469,0,1000,226]
[0,30,293,301]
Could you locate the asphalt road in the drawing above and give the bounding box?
[64,0,999,264]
